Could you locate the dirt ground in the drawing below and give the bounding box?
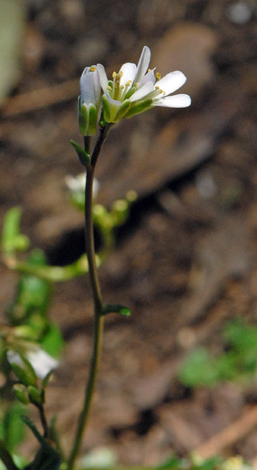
[1,0,257,467]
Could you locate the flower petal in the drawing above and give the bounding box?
[157,71,187,95]
[80,68,95,104]
[133,46,151,85]
[27,350,58,379]
[130,81,154,102]
[155,94,191,108]
[140,68,156,87]
[119,62,137,86]
[97,64,109,93]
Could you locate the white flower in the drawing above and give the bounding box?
[65,173,100,199]
[97,46,191,123]
[78,65,101,135]
[7,349,58,380]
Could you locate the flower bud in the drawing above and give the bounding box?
[28,385,43,405]
[8,351,37,386]
[13,383,30,405]
[78,66,101,136]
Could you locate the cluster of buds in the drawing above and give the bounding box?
[78,46,191,136]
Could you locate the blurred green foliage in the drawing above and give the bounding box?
[179,318,257,388]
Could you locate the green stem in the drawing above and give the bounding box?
[67,125,111,470]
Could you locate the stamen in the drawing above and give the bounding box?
[90,66,97,72]
[107,86,112,90]
[155,72,161,80]
[119,71,123,77]
[112,71,117,79]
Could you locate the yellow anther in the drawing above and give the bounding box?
[155,86,160,90]
[120,85,124,89]
[107,86,112,90]
[90,66,97,72]
[126,80,132,86]
[148,68,152,72]
[119,71,123,77]
[155,72,161,80]
[112,71,117,78]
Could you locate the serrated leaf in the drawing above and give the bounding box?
[102,304,131,317]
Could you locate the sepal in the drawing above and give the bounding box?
[8,353,38,387]
[114,99,131,122]
[102,94,119,123]
[125,98,153,118]
[28,385,43,405]
[13,384,30,405]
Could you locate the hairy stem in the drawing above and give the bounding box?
[67,125,111,470]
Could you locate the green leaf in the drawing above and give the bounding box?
[178,348,219,388]
[1,207,29,254]
[71,140,91,168]
[102,304,131,317]
[2,402,25,453]
[22,416,61,470]
[40,323,64,359]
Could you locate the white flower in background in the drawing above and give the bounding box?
[97,45,191,123]
[7,349,58,380]
[65,173,100,199]
[79,65,101,135]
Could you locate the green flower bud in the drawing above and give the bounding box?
[8,352,37,387]
[28,385,43,405]
[79,65,101,136]
[13,383,30,405]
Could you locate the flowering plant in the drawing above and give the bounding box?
[0,46,191,470]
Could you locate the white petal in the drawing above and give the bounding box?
[140,68,156,87]
[7,349,58,380]
[97,64,109,92]
[80,66,100,105]
[80,69,94,104]
[130,81,154,102]
[155,94,191,108]
[27,350,58,379]
[119,62,137,86]
[133,46,151,85]
[157,71,187,95]
[104,93,122,108]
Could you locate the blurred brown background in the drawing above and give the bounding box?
[1,0,257,466]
